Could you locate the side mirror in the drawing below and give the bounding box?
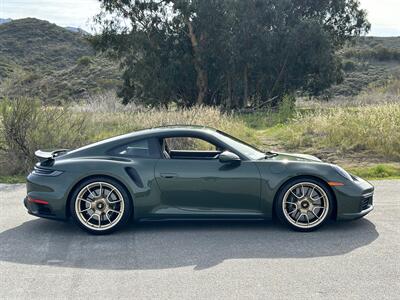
[219,151,241,163]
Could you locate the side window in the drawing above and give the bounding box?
[165,137,217,151]
[110,139,160,158]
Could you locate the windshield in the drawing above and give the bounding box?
[215,131,265,160]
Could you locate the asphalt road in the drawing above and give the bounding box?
[0,181,399,299]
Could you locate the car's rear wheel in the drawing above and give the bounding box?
[70,177,132,234]
[275,178,333,232]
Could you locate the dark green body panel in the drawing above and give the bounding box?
[25,127,374,223]
[153,160,262,217]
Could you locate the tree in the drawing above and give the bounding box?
[93,0,370,107]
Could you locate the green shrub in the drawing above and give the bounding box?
[77,56,92,66]
[348,164,400,179]
[0,97,87,174]
[277,95,296,123]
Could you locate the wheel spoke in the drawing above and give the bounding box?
[313,206,325,211]
[304,212,310,226]
[308,186,315,197]
[79,207,91,213]
[86,187,96,198]
[296,213,305,223]
[86,213,95,224]
[105,212,112,224]
[311,194,324,202]
[290,190,302,199]
[300,185,305,198]
[310,210,320,220]
[108,199,122,204]
[79,198,92,204]
[106,188,115,201]
[98,183,102,197]
[108,208,121,214]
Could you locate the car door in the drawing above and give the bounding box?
[154,136,262,216]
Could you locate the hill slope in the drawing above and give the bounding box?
[1,18,399,102]
[328,36,400,97]
[0,18,120,102]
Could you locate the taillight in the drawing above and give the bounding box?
[27,196,49,205]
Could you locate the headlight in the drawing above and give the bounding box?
[331,165,353,181]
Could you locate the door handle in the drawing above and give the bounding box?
[160,173,177,179]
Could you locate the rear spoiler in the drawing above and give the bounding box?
[34,149,69,162]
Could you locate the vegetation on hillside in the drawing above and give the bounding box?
[329,37,400,97]
[0,18,121,102]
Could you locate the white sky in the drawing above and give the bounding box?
[0,0,100,31]
[359,0,400,36]
[0,0,399,36]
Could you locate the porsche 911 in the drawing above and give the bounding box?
[24,126,374,234]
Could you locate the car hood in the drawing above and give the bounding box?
[268,152,322,162]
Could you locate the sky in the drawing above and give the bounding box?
[0,0,399,36]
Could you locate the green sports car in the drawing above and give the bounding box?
[24,126,374,234]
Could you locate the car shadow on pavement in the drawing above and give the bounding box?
[0,218,378,270]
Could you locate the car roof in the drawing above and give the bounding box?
[64,125,221,157]
[122,125,219,139]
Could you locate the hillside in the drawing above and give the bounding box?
[328,36,400,97]
[0,18,399,103]
[0,18,120,102]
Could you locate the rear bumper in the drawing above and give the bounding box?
[23,196,61,220]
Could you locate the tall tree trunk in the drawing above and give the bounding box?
[186,20,208,105]
[226,75,233,110]
[243,64,249,108]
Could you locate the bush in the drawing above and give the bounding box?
[77,56,92,66]
[0,97,87,174]
[277,95,296,123]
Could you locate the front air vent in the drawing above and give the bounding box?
[361,195,373,211]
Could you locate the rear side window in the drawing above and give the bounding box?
[110,138,160,158]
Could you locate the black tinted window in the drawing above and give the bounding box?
[110,139,160,158]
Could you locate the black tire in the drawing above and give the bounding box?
[70,176,132,235]
[274,177,334,232]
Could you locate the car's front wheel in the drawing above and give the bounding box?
[70,177,132,234]
[275,178,333,232]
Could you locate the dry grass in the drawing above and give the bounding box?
[1,90,399,180]
[297,79,400,108]
[76,93,257,143]
[277,103,400,160]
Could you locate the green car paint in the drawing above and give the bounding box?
[24,126,374,228]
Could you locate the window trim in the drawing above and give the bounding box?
[107,137,161,159]
[158,132,247,161]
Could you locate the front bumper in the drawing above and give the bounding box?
[335,177,374,221]
[337,192,374,220]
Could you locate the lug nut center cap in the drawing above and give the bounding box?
[301,201,310,209]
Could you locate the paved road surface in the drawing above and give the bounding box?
[0,181,399,299]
